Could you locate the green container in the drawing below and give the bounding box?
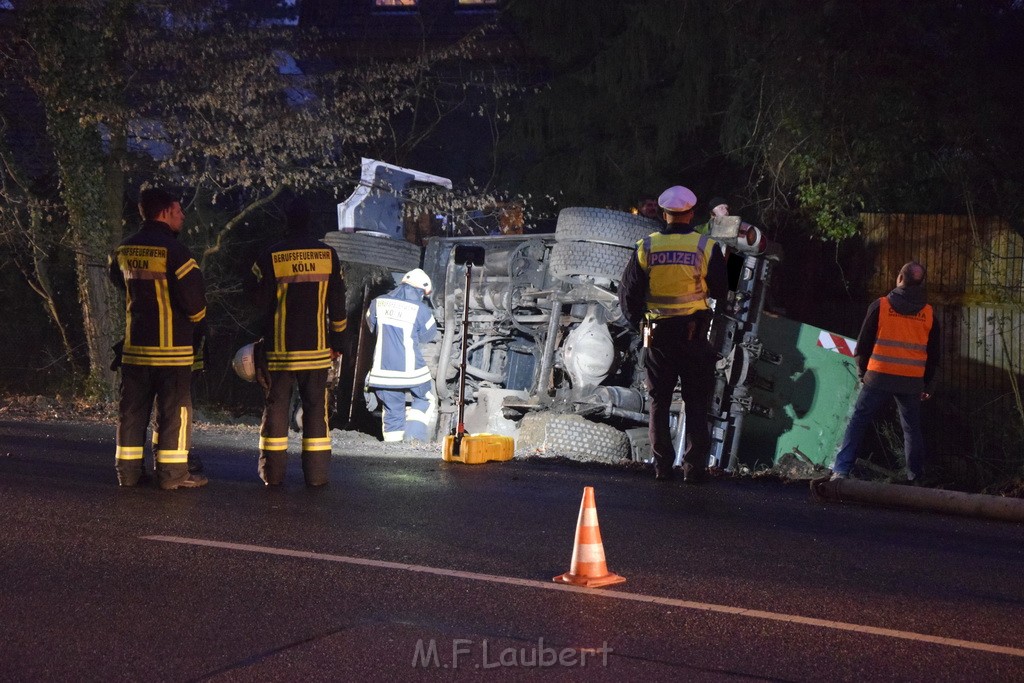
[739,313,861,469]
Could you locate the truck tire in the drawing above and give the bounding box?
[555,207,659,247]
[548,241,634,283]
[323,232,421,271]
[517,412,630,464]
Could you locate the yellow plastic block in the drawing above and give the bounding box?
[442,434,515,464]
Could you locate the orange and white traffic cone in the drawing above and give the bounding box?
[553,486,626,588]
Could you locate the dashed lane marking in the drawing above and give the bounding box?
[143,535,1024,659]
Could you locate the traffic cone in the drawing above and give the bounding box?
[553,486,626,588]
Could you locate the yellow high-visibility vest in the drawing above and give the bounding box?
[637,231,716,320]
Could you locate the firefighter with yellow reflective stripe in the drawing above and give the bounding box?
[831,261,941,483]
[619,186,729,483]
[108,188,208,490]
[244,198,347,487]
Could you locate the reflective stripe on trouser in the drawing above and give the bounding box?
[404,382,436,441]
[644,318,716,476]
[153,405,200,469]
[116,364,192,487]
[377,381,433,442]
[154,396,201,469]
[259,368,330,485]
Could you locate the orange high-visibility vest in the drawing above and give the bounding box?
[866,297,933,377]
[637,231,717,320]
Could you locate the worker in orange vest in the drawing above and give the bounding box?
[831,261,941,484]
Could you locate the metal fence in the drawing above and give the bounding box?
[861,213,1024,484]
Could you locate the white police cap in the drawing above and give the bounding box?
[657,185,697,212]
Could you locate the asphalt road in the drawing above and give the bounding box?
[1,418,1023,682]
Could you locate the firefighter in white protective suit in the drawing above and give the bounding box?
[365,268,439,442]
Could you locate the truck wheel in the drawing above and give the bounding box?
[323,232,421,271]
[517,413,630,464]
[548,241,634,283]
[555,207,659,247]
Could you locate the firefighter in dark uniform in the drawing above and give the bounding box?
[108,188,209,490]
[245,198,347,487]
[619,185,729,483]
[152,237,208,475]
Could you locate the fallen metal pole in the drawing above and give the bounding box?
[810,477,1024,523]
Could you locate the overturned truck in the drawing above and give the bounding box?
[423,209,654,463]
[327,160,862,472]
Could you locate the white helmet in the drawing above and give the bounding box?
[401,268,432,295]
[232,343,256,382]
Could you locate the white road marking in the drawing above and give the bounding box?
[143,535,1024,658]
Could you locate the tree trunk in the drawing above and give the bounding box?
[100,126,127,393]
[73,247,117,395]
[56,117,124,399]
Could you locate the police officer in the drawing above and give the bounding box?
[619,186,729,483]
[108,188,209,490]
[245,198,347,487]
[830,261,940,483]
[365,268,439,442]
